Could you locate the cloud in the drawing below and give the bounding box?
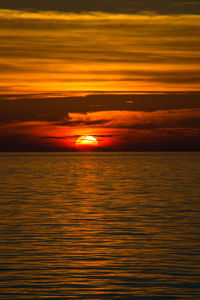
[0,10,200,94]
[1,93,200,126]
[41,134,116,140]
[67,109,200,129]
[1,108,199,133]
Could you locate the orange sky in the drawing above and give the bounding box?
[0,9,200,151]
[0,10,200,95]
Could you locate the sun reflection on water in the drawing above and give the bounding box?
[0,153,199,299]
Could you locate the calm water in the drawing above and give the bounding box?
[0,152,200,299]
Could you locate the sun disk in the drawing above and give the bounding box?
[76,135,98,147]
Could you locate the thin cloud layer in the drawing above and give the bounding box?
[68,109,200,129]
[0,10,200,94]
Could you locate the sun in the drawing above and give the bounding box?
[75,136,98,147]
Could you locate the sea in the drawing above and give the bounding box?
[0,152,199,299]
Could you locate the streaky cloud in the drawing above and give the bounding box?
[68,109,200,129]
[0,10,200,94]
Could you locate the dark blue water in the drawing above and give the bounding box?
[0,152,200,299]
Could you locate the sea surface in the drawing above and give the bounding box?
[0,152,200,300]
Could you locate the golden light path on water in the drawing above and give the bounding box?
[0,152,199,299]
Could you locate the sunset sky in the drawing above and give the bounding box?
[0,0,200,151]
